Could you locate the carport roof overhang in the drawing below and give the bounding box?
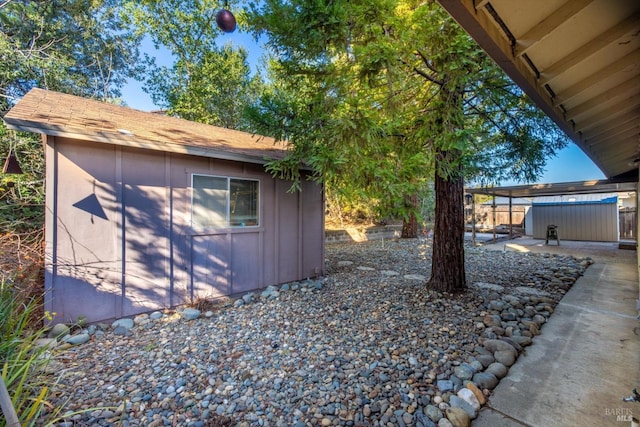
[466,178,637,198]
[437,0,640,181]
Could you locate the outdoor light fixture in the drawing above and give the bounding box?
[216,8,236,33]
[2,150,23,174]
[464,193,473,205]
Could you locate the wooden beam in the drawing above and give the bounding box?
[515,0,595,58]
[586,127,639,149]
[554,52,639,106]
[571,93,640,126]
[540,12,640,85]
[567,93,640,123]
[474,0,490,10]
[578,110,639,134]
[585,120,640,143]
[584,115,638,141]
[564,76,640,120]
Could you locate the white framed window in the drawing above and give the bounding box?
[192,174,259,228]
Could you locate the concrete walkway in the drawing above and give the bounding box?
[474,237,640,427]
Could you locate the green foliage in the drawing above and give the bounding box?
[153,45,264,130]
[246,0,568,226]
[0,0,142,109]
[124,0,264,131]
[0,0,142,237]
[0,128,44,237]
[0,278,55,427]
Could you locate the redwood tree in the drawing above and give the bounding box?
[246,0,568,293]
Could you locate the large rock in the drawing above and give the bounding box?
[482,314,502,328]
[486,362,508,379]
[48,323,70,339]
[510,335,533,347]
[445,407,471,427]
[465,382,486,405]
[449,396,477,419]
[494,350,517,367]
[483,339,518,354]
[181,308,201,321]
[456,388,481,411]
[437,380,454,393]
[472,372,499,390]
[112,318,134,330]
[34,338,58,350]
[425,405,443,422]
[65,333,90,345]
[498,337,522,353]
[454,365,474,381]
[133,313,150,325]
[475,354,494,368]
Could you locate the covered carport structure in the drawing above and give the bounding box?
[436,0,639,302]
[466,178,637,243]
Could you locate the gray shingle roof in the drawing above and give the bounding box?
[3,88,289,165]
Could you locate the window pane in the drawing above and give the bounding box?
[229,179,259,226]
[192,175,227,228]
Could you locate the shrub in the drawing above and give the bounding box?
[0,278,56,427]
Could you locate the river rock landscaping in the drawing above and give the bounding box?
[38,238,592,427]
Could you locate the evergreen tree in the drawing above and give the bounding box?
[246,0,567,292]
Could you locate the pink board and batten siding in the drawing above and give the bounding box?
[4,89,324,324]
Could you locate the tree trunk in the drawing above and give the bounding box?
[427,148,466,293]
[401,194,419,238]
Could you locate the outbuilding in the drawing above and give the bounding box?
[530,194,619,242]
[467,181,637,244]
[3,88,325,324]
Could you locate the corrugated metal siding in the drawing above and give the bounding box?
[532,201,618,242]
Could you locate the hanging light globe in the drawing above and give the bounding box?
[216,9,236,33]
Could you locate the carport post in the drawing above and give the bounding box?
[637,176,640,313]
[471,194,476,245]
[509,192,513,239]
[492,195,497,243]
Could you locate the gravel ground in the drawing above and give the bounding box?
[40,238,591,427]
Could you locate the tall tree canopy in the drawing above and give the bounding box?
[247,0,567,292]
[0,0,142,234]
[0,0,141,110]
[123,0,264,130]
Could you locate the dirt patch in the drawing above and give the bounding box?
[0,232,45,321]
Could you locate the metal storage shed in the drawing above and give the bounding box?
[468,182,637,243]
[531,194,619,242]
[3,88,325,324]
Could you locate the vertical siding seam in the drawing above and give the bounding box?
[46,136,57,318]
[227,232,232,295]
[274,179,280,285]
[321,183,326,276]
[166,154,173,307]
[189,235,194,302]
[116,146,125,318]
[258,177,264,287]
[298,185,303,279]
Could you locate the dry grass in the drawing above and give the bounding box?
[0,232,45,327]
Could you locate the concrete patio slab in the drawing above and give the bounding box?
[474,237,640,426]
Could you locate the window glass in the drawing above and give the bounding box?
[192,174,259,228]
[230,179,259,226]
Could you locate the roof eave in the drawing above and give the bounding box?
[466,178,638,198]
[4,118,285,167]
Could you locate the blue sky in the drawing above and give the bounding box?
[120,35,605,186]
